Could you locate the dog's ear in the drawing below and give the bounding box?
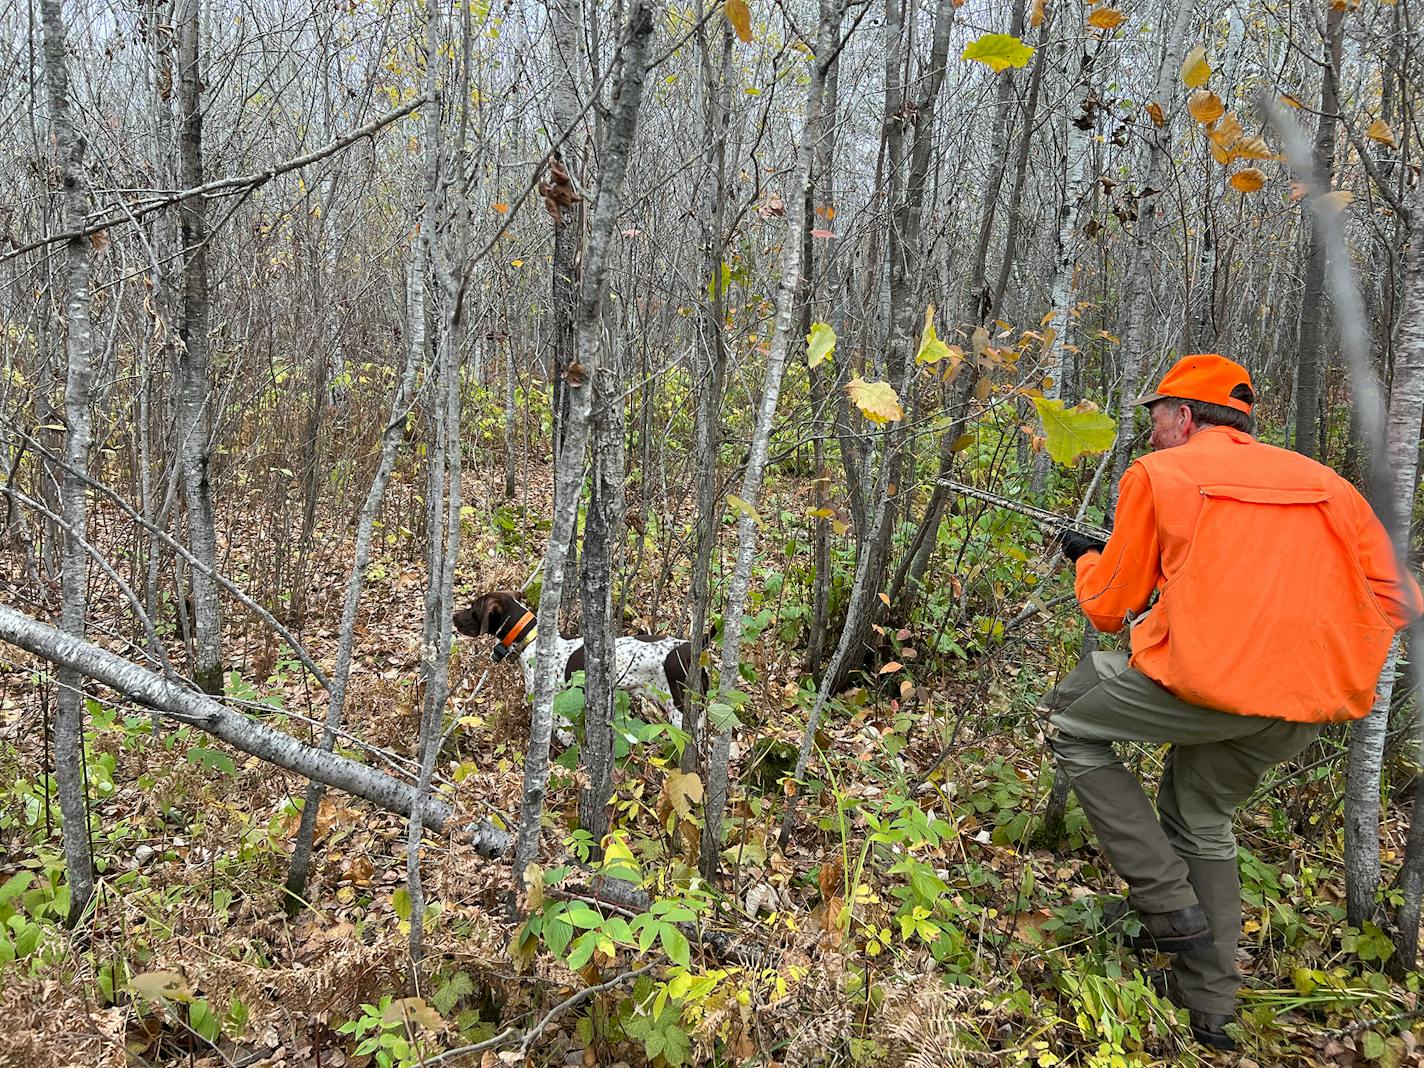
[479,594,503,637]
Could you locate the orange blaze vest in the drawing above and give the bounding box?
[1075,427,1423,724]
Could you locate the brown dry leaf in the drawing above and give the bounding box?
[1208,137,1230,165]
[818,856,844,902]
[1233,135,1276,160]
[1316,189,1353,215]
[1230,168,1265,193]
[879,661,903,675]
[725,0,752,43]
[1030,0,1047,27]
[1088,6,1123,29]
[1209,111,1243,150]
[1366,117,1397,147]
[1188,89,1224,125]
[1146,101,1165,128]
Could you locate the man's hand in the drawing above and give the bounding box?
[1056,525,1106,563]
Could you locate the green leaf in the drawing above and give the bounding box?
[663,1024,692,1066]
[1031,396,1117,465]
[127,970,194,1004]
[806,321,836,369]
[566,931,597,969]
[961,33,1035,72]
[566,905,603,930]
[660,925,691,967]
[1361,1030,1385,1061]
[707,701,742,733]
[545,917,574,958]
[0,872,33,904]
[914,305,957,365]
[392,888,412,922]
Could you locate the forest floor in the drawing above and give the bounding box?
[1,460,1420,1068]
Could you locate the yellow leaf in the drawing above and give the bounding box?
[1316,189,1353,215]
[1188,89,1224,125]
[510,259,524,268]
[1208,138,1230,165]
[725,0,752,43]
[806,321,836,368]
[961,33,1035,72]
[727,494,764,528]
[1146,101,1165,128]
[1181,45,1211,89]
[1366,118,1396,147]
[807,507,835,519]
[1088,7,1124,29]
[662,770,705,818]
[1279,94,1304,109]
[493,202,509,214]
[846,376,904,424]
[523,862,544,911]
[1230,168,1265,193]
[915,305,957,365]
[1031,396,1117,464]
[950,433,976,454]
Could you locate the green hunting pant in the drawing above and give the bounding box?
[1043,651,1320,1014]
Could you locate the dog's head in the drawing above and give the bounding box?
[453,591,528,641]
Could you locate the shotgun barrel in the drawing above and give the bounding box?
[935,479,1111,541]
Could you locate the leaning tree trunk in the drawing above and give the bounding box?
[41,0,96,927]
[175,0,223,694]
[513,0,657,900]
[1292,4,1343,461]
[547,0,583,464]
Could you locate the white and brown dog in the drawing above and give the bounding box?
[452,591,704,732]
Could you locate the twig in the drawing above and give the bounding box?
[424,962,657,1065]
[3,95,429,263]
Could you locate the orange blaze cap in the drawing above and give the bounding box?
[1133,353,1254,413]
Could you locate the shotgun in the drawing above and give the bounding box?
[935,478,1111,541]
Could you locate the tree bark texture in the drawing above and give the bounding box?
[0,604,455,832]
[175,0,223,694]
[698,7,840,879]
[514,0,657,896]
[42,0,97,926]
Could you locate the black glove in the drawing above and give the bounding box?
[1057,526,1106,563]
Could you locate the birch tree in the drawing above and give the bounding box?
[41,0,96,927]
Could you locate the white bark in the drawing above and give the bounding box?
[1106,0,1195,506]
[0,604,455,831]
[704,6,840,871]
[42,0,96,925]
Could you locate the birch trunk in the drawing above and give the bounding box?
[0,605,456,831]
[41,0,96,926]
[699,7,840,878]
[175,0,222,694]
[1105,0,1194,506]
[514,0,657,897]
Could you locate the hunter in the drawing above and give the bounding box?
[1045,352,1423,1049]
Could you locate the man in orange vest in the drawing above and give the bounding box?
[1044,353,1422,1049]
